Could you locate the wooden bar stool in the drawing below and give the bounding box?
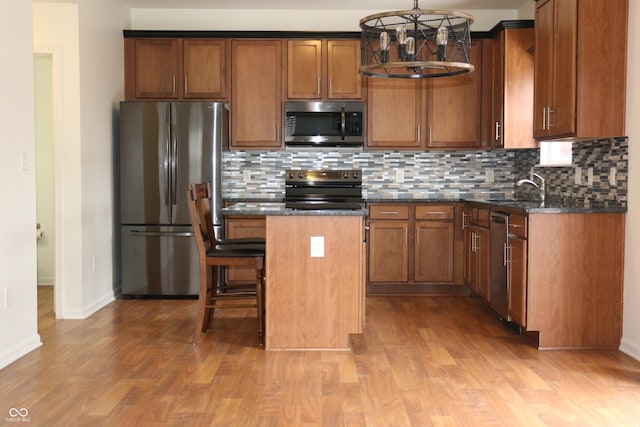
[187,183,266,346]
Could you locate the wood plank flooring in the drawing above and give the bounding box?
[1,286,639,426]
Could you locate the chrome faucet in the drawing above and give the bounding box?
[517,173,546,203]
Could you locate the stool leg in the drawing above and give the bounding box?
[193,263,211,345]
[256,266,264,347]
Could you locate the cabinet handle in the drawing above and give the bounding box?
[471,231,477,252]
[542,107,547,130]
[317,77,321,95]
[462,212,469,229]
[380,211,400,215]
[184,77,188,95]
[547,108,555,128]
[328,76,332,94]
[429,126,433,144]
[416,228,419,245]
[417,125,420,142]
[426,211,446,215]
[509,224,523,228]
[495,121,501,141]
[404,228,407,246]
[504,243,509,266]
[172,76,176,94]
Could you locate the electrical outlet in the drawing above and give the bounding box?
[396,169,404,183]
[587,167,594,186]
[243,170,252,182]
[485,169,494,184]
[310,236,324,258]
[609,167,617,186]
[574,167,582,185]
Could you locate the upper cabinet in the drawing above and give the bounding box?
[533,0,628,140]
[366,40,483,150]
[231,39,283,149]
[124,38,228,100]
[286,39,362,100]
[491,22,535,149]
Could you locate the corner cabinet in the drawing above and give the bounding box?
[463,206,490,301]
[367,203,465,294]
[124,38,228,100]
[286,39,362,100]
[230,39,283,149]
[491,22,535,149]
[533,0,628,139]
[366,40,483,150]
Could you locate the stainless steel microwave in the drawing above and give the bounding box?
[284,101,365,147]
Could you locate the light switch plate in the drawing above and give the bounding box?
[485,169,494,184]
[243,170,252,182]
[310,236,324,258]
[609,167,617,186]
[574,167,582,185]
[587,167,594,186]
[396,169,404,183]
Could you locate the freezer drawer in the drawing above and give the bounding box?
[120,225,199,297]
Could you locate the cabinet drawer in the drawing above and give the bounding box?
[368,204,410,220]
[508,214,527,238]
[415,205,454,220]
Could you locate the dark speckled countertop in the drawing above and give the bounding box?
[224,197,626,215]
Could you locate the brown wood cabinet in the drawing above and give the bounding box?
[231,39,283,149]
[507,214,527,326]
[533,0,628,139]
[491,24,535,149]
[463,206,490,300]
[368,203,463,294]
[124,38,228,100]
[366,40,483,150]
[265,215,364,350]
[286,39,362,100]
[225,215,266,284]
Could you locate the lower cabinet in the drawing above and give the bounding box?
[463,206,490,300]
[225,215,266,283]
[367,203,462,293]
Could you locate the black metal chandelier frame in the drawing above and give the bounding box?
[359,1,474,79]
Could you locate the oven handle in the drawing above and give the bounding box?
[341,107,346,141]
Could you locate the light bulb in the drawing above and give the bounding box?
[436,26,448,61]
[380,31,389,63]
[406,37,415,61]
[396,25,407,61]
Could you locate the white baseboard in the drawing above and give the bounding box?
[620,337,640,362]
[37,280,54,286]
[0,334,43,370]
[57,290,115,319]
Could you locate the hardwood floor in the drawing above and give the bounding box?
[1,287,639,426]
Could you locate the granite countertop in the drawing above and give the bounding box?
[224,197,626,215]
[222,202,367,216]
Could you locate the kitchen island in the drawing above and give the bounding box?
[222,202,366,350]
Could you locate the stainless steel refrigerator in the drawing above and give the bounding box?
[118,101,228,297]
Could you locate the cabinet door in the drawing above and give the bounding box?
[368,221,409,282]
[366,78,423,149]
[134,39,180,99]
[182,39,227,99]
[475,227,490,300]
[492,32,505,147]
[414,221,454,282]
[508,236,527,327]
[287,40,321,99]
[327,40,362,99]
[226,217,267,283]
[533,0,577,138]
[231,40,282,148]
[427,40,482,148]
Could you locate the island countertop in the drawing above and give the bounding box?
[222,202,367,216]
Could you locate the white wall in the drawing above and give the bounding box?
[129,8,521,32]
[0,2,42,369]
[621,1,640,360]
[77,0,129,314]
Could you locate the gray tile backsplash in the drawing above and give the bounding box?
[222,137,627,206]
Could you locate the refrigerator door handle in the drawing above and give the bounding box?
[129,230,194,238]
[163,120,172,226]
[170,122,178,206]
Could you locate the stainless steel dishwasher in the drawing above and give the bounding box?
[490,212,509,320]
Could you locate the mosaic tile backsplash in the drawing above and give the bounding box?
[222,137,628,206]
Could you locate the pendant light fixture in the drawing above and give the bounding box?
[359,0,474,78]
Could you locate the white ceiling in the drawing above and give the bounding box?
[122,0,531,10]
